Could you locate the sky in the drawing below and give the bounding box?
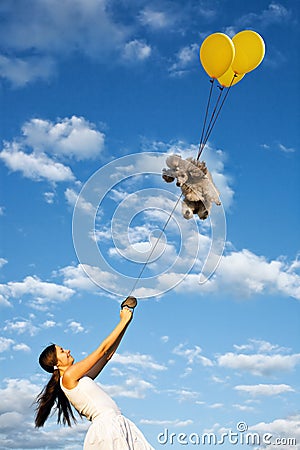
[0,0,299,449]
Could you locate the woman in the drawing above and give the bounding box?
[35,297,154,449]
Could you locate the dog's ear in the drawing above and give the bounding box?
[162,173,175,183]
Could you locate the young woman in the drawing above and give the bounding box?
[35,297,154,449]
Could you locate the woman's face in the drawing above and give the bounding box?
[55,345,74,368]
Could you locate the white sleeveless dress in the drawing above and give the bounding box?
[60,376,155,449]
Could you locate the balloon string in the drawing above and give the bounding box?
[197,74,236,159]
[128,75,236,297]
[197,78,215,161]
[201,86,224,150]
[128,193,183,296]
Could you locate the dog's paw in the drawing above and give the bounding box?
[198,210,209,220]
[183,210,193,220]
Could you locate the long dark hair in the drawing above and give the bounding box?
[34,344,77,427]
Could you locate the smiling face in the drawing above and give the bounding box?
[55,345,74,369]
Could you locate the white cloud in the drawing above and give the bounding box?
[170,388,201,403]
[123,40,151,62]
[0,0,127,58]
[13,343,31,352]
[113,352,167,372]
[277,143,295,153]
[249,415,300,450]
[174,249,300,300]
[102,377,154,399]
[1,116,105,184]
[233,339,290,354]
[59,263,118,292]
[140,418,193,427]
[0,54,55,87]
[0,257,8,269]
[0,275,75,309]
[225,2,292,36]
[217,352,300,376]
[241,2,291,27]
[233,403,255,412]
[3,318,39,336]
[235,384,294,396]
[169,43,199,77]
[65,188,96,216]
[22,116,105,160]
[0,378,40,414]
[217,250,300,299]
[173,343,213,367]
[41,320,57,328]
[44,191,55,204]
[0,337,30,353]
[0,337,15,353]
[209,403,223,409]
[0,377,88,449]
[139,8,173,29]
[0,142,75,183]
[67,320,85,334]
[261,141,296,153]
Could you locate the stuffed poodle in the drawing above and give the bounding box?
[162,154,221,220]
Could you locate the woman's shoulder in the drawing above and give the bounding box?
[61,375,92,391]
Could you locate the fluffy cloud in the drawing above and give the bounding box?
[173,344,213,367]
[0,258,8,269]
[141,418,193,427]
[0,142,75,183]
[113,352,167,372]
[65,188,96,216]
[123,40,152,62]
[169,43,199,77]
[0,275,75,309]
[3,318,39,336]
[0,0,159,84]
[102,377,154,399]
[174,249,300,300]
[0,54,55,87]
[249,415,300,450]
[217,351,300,376]
[0,337,31,354]
[0,116,105,184]
[225,2,292,36]
[0,337,15,353]
[139,8,173,29]
[66,320,85,334]
[59,263,118,292]
[22,117,105,160]
[234,384,294,396]
[0,377,87,448]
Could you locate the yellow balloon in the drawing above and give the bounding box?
[200,32,235,79]
[218,67,245,87]
[232,30,265,74]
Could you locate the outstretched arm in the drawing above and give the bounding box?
[63,308,132,389]
[83,321,130,379]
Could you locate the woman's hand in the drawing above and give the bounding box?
[120,307,133,324]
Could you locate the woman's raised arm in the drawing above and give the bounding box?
[62,308,132,389]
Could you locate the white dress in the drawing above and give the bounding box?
[60,376,155,450]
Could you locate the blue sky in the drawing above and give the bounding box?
[0,0,299,449]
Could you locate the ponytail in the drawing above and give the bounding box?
[35,344,77,428]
